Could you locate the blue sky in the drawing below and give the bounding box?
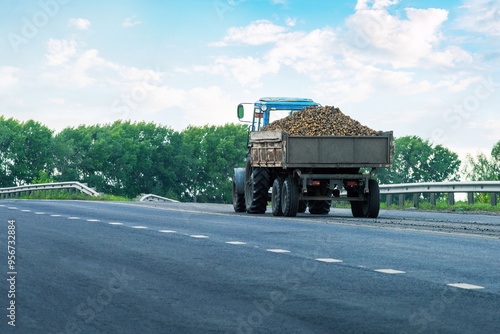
[1,0,499,162]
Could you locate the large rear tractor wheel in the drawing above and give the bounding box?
[281,176,299,217]
[245,158,270,214]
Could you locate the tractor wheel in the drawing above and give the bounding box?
[245,158,270,214]
[232,178,245,212]
[309,200,331,215]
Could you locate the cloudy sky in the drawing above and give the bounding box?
[1,0,499,160]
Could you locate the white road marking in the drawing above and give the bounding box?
[159,230,177,233]
[51,215,62,217]
[68,217,80,220]
[109,222,123,225]
[447,283,485,290]
[35,212,45,215]
[87,219,100,222]
[21,210,31,212]
[316,258,343,263]
[374,269,406,274]
[8,207,17,210]
[131,226,148,229]
[226,241,247,245]
[190,235,209,238]
[266,249,291,253]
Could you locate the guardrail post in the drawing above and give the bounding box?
[413,194,419,208]
[430,193,436,206]
[492,193,498,206]
[467,192,474,205]
[399,194,404,208]
[448,193,455,206]
[69,188,73,196]
[386,194,392,207]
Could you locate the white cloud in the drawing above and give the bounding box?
[456,0,500,36]
[214,19,288,46]
[0,66,20,89]
[46,39,78,66]
[46,98,65,105]
[68,18,91,31]
[286,18,297,27]
[123,16,142,28]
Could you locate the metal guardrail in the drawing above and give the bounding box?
[0,182,100,199]
[139,194,180,203]
[379,181,500,207]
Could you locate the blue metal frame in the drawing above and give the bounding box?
[252,97,319,130]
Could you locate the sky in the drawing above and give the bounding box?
[0,0,499,162]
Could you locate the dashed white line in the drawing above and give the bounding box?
[190,235,209,238]
[35,212,45,215]
[266,249,291,253]
[316,258,343,263]
[109,222,123,225]
[226,241,247,245]
[68,217,80,220]
[159,230,177,233]
[374,269,406,274]
[8,207,17,210]
[87,219,101,222]
[131,226,148,229]
[21,210,31,212]
[447,283,484,290]
[51,215,62,217]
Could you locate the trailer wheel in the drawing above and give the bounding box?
[245,158,270,214]
[271,177,284,216]
[232,179,245,212]
[350,179,380,218]
[281,176,299,217]
[309,200,331,215]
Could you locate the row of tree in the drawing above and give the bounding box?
[0,117,248,203]
[0,116,498,203]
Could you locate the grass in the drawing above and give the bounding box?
[10,192,132,201]
[334,200,500,213]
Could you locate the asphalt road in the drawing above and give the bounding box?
[1,200,499,333]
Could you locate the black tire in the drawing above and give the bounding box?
[245,158,270,214]
[309,200,331,214]
[366,179,380,218]
[282,176,299,217]
[350,179,380,218]
[232,178,245,212]
[298,200,307,213]
[272,177,284,216]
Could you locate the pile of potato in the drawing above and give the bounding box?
[261,105,380,136]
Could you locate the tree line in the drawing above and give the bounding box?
[0,116,498,203]
[0,117,248,203]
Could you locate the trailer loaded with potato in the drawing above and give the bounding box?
[232,98,393,218]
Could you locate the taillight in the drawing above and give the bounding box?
[347,181,358,186]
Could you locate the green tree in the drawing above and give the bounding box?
[179,124,248,203]
[377,136,461,184]
[462,140,500,181]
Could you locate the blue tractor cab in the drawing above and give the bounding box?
[237,97,319,132]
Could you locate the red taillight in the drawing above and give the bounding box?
[347,181,358,186]
[310,181,320,186]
